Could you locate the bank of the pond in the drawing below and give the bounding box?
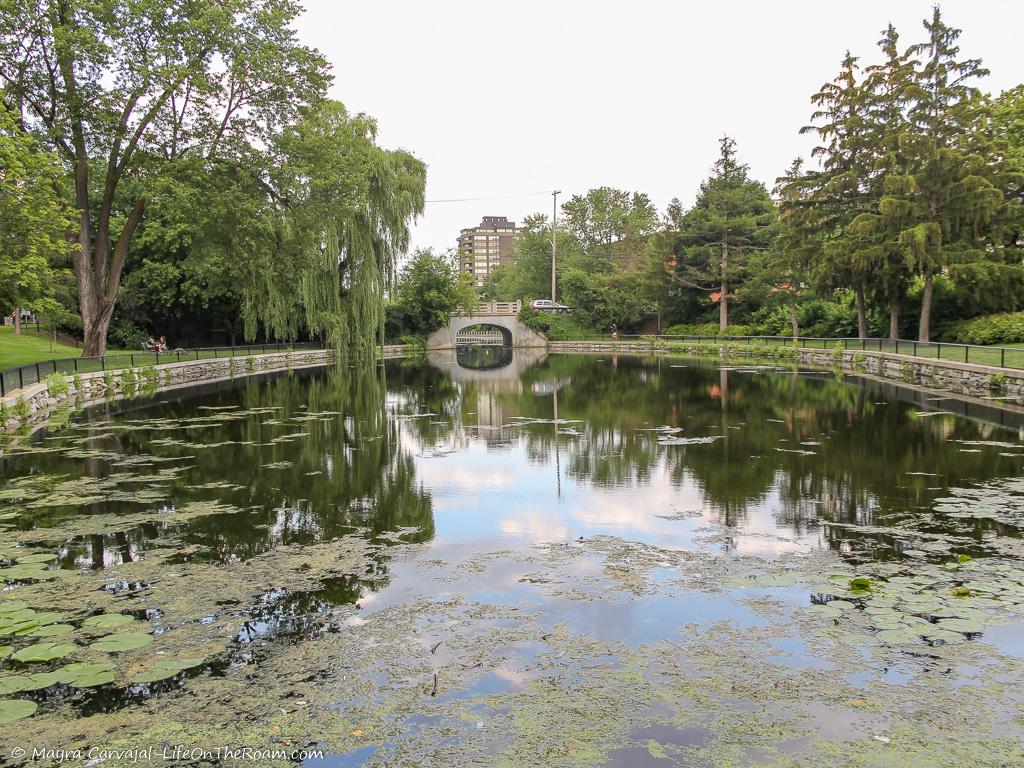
[7,338,1024,433]
[1,345,409,433]
[550,340,1024,402]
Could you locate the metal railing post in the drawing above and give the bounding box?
[1002,348,1005,368]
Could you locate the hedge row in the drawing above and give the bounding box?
[941,312,1024,345]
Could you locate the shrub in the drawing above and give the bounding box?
[141,365,158,384]
[517,307,551,335]
[941,312,1024,345]
[11,396,30,420]
[662,323,753,337]
[44,372,69,397]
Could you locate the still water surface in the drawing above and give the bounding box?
[2,350,1024,766]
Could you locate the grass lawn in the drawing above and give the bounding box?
[0,325,82,369]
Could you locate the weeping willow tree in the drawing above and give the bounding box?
[240,100,425,362]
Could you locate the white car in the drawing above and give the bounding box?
[529,299,573,314]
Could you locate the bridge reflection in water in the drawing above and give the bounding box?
[426,345,548,388]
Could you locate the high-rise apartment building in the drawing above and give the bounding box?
[457,216,518,286]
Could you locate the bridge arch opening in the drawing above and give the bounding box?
[455,323,512,347]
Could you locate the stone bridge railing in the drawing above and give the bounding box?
[457,300,522,317]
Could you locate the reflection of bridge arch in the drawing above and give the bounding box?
[426,314,547,350]
[426,347,549,386]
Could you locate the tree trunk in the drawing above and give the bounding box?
[76,196,146,357]
[719,242,728,332]
[918,269,933,342]
[889,297,900,341]
[855,283,867,339]
[13,308,21,336]
[82,302,116,358]
[790,293,799,341]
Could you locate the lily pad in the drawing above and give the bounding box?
[876,628,920,644]
[132,657,204,683]
[0,699,37,725]
[0,672,66,693]
[59,662,116,688]
[26,623,75,637]
[0,645,11,658]
[0,563,57,581]
[10,641,77,663]
[0,601,29,614]
[849,577,873,592]
[935,618,985,634]
[15,553,57,564]
[82,613,136,630]
[90,633,152,652]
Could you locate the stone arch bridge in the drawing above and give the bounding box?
[426,301,548,350]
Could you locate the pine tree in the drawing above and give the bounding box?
[859,24,918,339]
[800,52,877,338]
[899,7,997,341]
[673,136,777,331]
[771,158,817,340]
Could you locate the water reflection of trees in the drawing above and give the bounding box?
[400,353,1024,552]
[16,365,436,581]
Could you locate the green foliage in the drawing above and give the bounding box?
[0,0,331,355]
[398,335,426,355]
[385,249,475,339]
[0,101,72,323]
[107,317,147,350]
[517,307,586,340]
[662,323,754,337]
[561,187,659,250]
[43,373,69,397]
[942,312,1024,345]
[672,136,778,331]
[141,366,158,385]
[517,308,551,335]
[10,397,29,420]
[535,313,588,341]
[560,268,649,332]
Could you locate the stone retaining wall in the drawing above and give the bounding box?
[548,340,1024,400]
[1,345,410,433]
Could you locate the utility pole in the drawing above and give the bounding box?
[551,190,560,303]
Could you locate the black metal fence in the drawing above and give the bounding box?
[562,334,1024,371]
[0,342,324,398]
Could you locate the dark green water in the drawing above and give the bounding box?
[2,350,1024,766]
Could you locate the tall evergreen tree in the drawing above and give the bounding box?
[859,25,918,339]
[770,158,817,340]
[673,136,777,331]
[800,52,877,338]
[898,7,998,341]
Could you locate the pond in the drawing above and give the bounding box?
[2,349,1024,766]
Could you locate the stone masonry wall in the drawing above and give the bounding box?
[548,340,1024,401]
[2,345,409,433]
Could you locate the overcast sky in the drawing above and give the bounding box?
[295,1,1021,254]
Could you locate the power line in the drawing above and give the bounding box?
[425,190,555,204]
